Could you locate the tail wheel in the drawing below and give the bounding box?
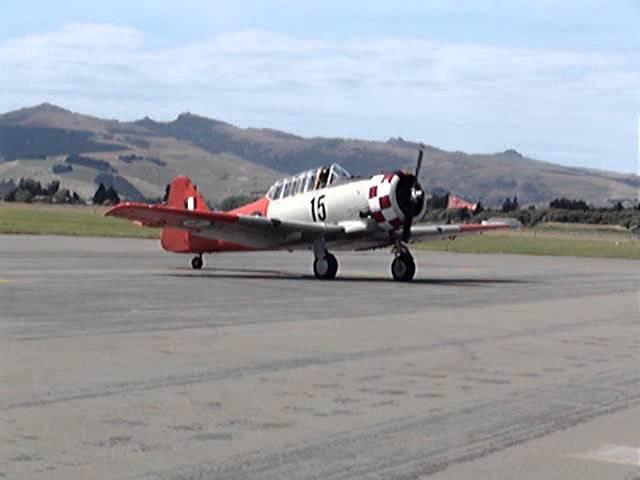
[391,253,415,281]
[313,253,338,280]
[191,255,203,270]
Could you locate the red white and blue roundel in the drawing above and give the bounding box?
[367,172,406,231]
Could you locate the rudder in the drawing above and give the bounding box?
[165,176,210,212]
[161,176,210,253]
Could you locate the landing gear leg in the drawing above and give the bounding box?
[391,244,416,282]
[312,240,338,280]
[191,254,204,270]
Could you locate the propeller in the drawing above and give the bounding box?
[401,144,426,242]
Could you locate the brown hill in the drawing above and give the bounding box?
[0,104,280,203]
[0,103,637,206]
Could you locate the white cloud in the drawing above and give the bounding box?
[0,24,637,171]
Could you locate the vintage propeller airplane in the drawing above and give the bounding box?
[106,146,518,281]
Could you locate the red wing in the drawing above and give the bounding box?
[106,202,345,249]
[106,203,240,229]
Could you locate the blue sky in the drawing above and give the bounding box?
[1,1,638,173]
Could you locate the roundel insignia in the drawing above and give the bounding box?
[182,219,212,228]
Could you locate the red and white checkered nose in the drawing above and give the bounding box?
[367,172,406,231]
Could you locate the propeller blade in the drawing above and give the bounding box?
[402,144,426,242]
[415,144,425,180]
[402,215,412,242]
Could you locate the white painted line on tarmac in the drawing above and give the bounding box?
[571,444,640,467]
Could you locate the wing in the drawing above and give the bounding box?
[106,203,345,249]
[408,218,521,242]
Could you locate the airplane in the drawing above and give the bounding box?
[106,146,519,281]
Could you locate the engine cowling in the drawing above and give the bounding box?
[367,171,427,232]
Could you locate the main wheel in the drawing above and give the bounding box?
[191,255,203,270]
[391,253,415,281]
[313,253,338,280]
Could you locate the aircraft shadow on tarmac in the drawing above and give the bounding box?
[160,268,532,286]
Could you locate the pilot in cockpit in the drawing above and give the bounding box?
[315,167,330,190]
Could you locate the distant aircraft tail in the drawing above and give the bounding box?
[165,175,210,212]
[161,176,210,253]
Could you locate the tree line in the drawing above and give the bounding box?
[0,177,121,205]
[426,193,640,230]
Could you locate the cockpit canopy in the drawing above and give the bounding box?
[266,163,352,201]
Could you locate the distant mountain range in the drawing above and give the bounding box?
[0,103,637,206]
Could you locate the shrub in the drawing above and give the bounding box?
[93,183,120,205]
[13,188,34,203]
[549,198,590,210]
[502,196,519,212]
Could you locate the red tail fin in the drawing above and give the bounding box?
[161,176,209,253]
[165,176,210,212]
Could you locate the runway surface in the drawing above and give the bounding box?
[1,235,639,479]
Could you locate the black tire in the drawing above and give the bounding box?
[191,255,203,270]
[313,252,338,279]
[391,253,415,281]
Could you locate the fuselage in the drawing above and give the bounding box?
[226,178,388,251]
[258,178,369,223]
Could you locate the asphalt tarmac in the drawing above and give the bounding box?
[1,235,639,480]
